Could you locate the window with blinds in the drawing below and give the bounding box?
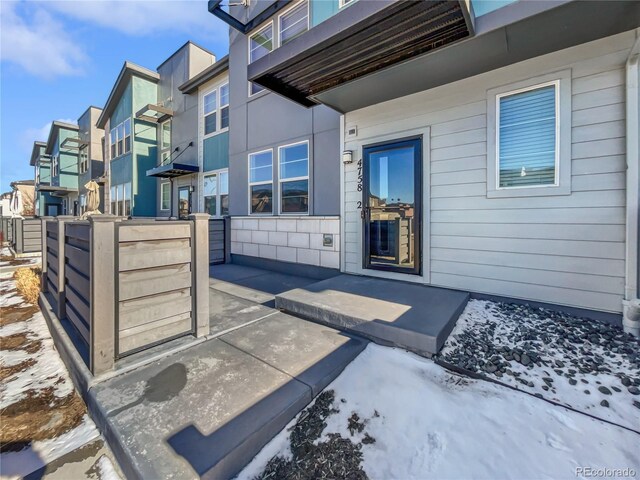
[497,83,558,188]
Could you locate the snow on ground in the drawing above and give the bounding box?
[0,271,101,478]
[241,344,640,480]
[439,300,640,431]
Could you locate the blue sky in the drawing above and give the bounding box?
[0,0,229,193]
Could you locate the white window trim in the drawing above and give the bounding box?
[278,140,310,216]
[278,0,309,47]
[339,0,355,8]
[248,21,274,65]
[202,81,230,139]
[486,69,572,198]
[160,181,170,211]
[110,118,132,160]
[248,148,274,215]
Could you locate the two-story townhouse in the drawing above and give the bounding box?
[216,0,640,332]
[146,41,216,219]
[76,106,105,215]
[96,62,160,217]
[40,121,80,215]
[210,0,343,276]
[30,140,62,216]
[179,56,230,219]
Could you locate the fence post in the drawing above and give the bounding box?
[15,218,24,254]
[190,214,210,337]
[55,216,74,320]
[90,216,118,375]
[40,216,53,293]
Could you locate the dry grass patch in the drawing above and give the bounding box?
[0,304,40,327]
[0,387,87,452]
[13,267,41,305]
[1,332,42,353]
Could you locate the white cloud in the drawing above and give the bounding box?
[45,0,227,40]
[0,1,88,78]
[19,119,77,153]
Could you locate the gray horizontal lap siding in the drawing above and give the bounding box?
[343,32,633,313]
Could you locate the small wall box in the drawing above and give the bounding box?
[323,234,334,247]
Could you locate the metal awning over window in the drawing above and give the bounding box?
[146,163,199,178]
[38,185,78,196]
[135,104,173,124]
[60,137,89,150]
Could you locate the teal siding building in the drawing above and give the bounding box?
[97,63,160,217]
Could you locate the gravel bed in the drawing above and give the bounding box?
[255,390,372,480]
[438,300,640,430]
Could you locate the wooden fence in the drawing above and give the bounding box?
[40,214,210,375]
[12,217,42,255]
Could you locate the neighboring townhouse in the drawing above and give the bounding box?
[179,56,230,219]
[42,121,80,215]
[30,140,62,216]
[148,42,216,219]
[96,62,160,217]
[215,0,640,327]
[212,0,342,274]
[77,106,106,215]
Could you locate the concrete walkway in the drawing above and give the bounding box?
[87,268,367,480]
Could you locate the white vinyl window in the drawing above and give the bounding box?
[339,0,356,7]
[110,118,132,160]
[160,182,170,211]
[278,141,309,214]
[496,82,558,188]
[79,147,89,174]
[487,71,571,198]
[279,1,309,46]
[203,169,229,217]
[203,83,229,136]
[249,150,273,214]
[123,182,132,216]
[249,23,273,63]
[159,120,171,164]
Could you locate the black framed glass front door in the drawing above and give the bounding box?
[178,186,191,220]
[363,137,422,275]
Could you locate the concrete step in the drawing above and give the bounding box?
[275,274,469,356]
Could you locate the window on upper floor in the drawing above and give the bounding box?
[279,1,308,46]
[159,120,171,164]
[52,155,58,177]
[279,141,309,214]
[249,149,273,214]
[203,83,229,137]
[250,23,273,63]
[110,119,132,160]
[79,147,89,174]
[339,0,355,7]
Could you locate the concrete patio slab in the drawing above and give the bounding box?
[210,264,318,306]
[90,338,311,480]
[221,313,367,395]
[275,274,469,356]
[85,307,366,480]
[208,288,274,336]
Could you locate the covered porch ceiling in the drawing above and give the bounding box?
[249,0,473,108]
[248,0,640,112]
[146,162,199,178]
